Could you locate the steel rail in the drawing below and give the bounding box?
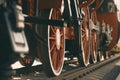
[12,53,120,80]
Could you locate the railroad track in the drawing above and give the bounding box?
[11,53,120,80]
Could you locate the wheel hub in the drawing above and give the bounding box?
[56,29,61,50]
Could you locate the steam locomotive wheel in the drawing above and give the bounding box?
[39,9,65,76]
[19,55,34,67]
[79,7,91,66]
[90,31,97,63]
[81,24,90,66]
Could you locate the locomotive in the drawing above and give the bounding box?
[0,0,119,78]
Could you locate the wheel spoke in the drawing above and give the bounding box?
[50,27,56,34]
[50,42,56,53]
[49,36,56,40]
[82,34,86,38]
[56,51,60,69]
[52,52,57,70]
[82,28,86,32]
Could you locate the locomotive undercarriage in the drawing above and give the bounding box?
[0,0,118,78]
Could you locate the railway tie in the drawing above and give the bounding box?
[11,53,120,80]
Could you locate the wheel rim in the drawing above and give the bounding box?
[91,31,97,63]
[48,8,65,74]
[81,7,90,66]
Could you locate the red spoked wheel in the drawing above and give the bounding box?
[90,31,97,63]
[38,8,65,76]
[80,7,90,66]
[19,55,35,67]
